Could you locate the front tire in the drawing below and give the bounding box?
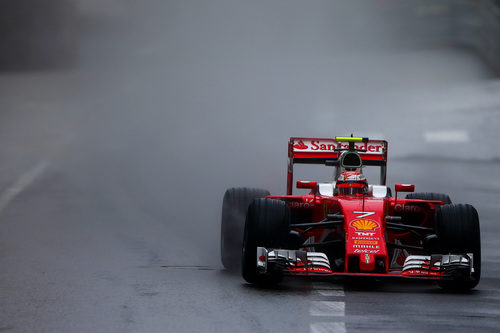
[242,198,290,284]
[435,204,481,290]
[220,188,270,271]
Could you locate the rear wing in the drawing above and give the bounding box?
[287,137,388,195]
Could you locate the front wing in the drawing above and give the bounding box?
[256,247,474,281]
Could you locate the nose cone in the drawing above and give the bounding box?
[359,253,376,271]
[340,197,389,273]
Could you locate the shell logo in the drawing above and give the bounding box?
[351,219,378,231]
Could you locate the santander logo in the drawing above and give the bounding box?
[293,140,308,150]
[292,138,383,154]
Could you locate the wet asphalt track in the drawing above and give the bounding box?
[1,1,500,332]
[2,151,500,332]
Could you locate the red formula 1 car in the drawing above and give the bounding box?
[221,136,481,290]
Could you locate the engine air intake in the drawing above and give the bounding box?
[341,151,362,169]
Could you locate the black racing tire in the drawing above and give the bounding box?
[435,204,481,290]
[220,188,270,271]
[406,192,452,204]
[242,198,290,284]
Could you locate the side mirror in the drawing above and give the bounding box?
[296,181,318,194]
[395,184,415,193]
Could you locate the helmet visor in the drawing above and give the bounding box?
[336,181,367,195]
[338,187,366,195]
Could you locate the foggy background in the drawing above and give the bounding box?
[1,0,500,265]
[1,1,500,331]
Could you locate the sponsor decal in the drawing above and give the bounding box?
[355,231,376,237]
[293,140,308,150]
[353,244,380,249]
[365,254,370,264]
[292,139,384,154]
[354,249,380,254]
[285,197,314,209]
[351,219,378,231]
[353,236,379,240]
[404,270,424,275]
[394,204,422,213]
[310,141,337,151]
[354,240,379,245]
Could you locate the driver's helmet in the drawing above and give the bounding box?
[335,171,368,196]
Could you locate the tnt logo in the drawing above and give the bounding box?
[355,231,376,236]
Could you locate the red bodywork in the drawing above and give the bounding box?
[266,137,446,279]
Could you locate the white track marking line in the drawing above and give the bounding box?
[0,161,49,214]
[315,289,345,297]
[424,130,470,143]
[310,301,345,316]
[310,322,346,333]
[312,282,344,290]
[310,282,346,332]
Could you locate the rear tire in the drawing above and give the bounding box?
[435,204,481,290]
[242,198,290,284]
[406,192,451,204]
[220,188,270,271]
